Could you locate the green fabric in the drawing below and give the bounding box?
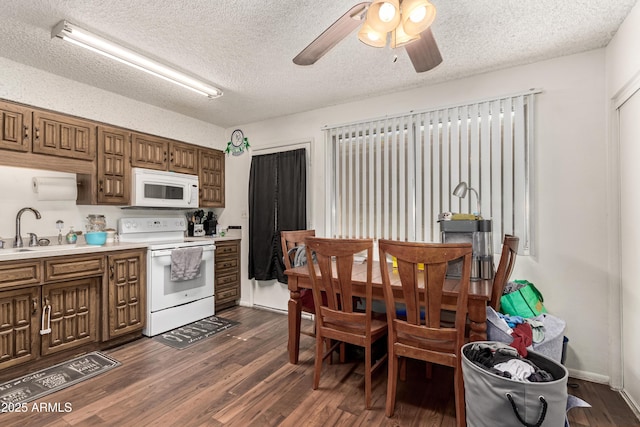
[500,280,547,318]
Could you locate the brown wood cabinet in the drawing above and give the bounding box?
[0,100,31,152]
[132,133,199,175]
[97,125,131,205]
[215,240,240,312]
[0,98,226,207]
[40,278,99,356]
[131,133,168,171]
[105,250,146,339]
[33,110,96,161]
[0,260,41,289]
[0,286,39,370]
[199,148,225,207]
[0,248,146,374]
[170,141,198,174]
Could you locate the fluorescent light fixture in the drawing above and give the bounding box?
[51,20,223,99]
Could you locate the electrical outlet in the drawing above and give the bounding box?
[241,210,247,218]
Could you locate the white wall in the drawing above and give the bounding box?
[0,56,225,239]
[605,0,640,408]
[231,49,610,379]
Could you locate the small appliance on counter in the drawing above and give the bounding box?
[440,217,494,280]
[187,210,217,237]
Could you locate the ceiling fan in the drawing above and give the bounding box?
[293,1,442,73]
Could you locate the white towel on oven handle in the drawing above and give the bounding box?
[170,246,203,281]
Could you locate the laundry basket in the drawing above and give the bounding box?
[462,341,568,427]
[486,307,566,363]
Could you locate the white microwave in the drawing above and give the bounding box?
[131,168,199,208]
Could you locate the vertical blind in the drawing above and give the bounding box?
[325,91,537,255]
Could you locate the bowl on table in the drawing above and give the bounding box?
[85,231,107,245]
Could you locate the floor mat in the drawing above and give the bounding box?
[0,351,120,405]
[153,315,239,349]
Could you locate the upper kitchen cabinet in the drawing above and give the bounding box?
[32,110,96,161]
[170,141,198,174]
[131,133,198,175]
[131,133,168,171]
[97,125,131,205]
[199,148,225,207]
[0,101,32,152]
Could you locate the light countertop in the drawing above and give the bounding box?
[0,240,149,262]
[0,231,242,262]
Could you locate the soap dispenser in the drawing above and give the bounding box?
[65,227,77,244]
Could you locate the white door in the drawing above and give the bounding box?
[619,88,640,408]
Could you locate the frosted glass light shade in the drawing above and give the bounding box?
[401,0,436,36]
[367,0,401,33]
[358,22,387,48]
[391,21,420,48]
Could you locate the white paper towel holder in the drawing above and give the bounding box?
[32,176,78,201]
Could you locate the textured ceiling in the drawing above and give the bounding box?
[0,0,636,128]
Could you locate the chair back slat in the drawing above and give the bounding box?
[378,239,471,426]
[305,238,371,317]
[491,234,519,311]
[280,230,316,270]
[380,241,473,333]
[303,236,386,410]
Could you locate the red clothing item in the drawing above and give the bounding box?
[510,323,533,357]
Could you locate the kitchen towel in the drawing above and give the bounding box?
[32,176,78,201]
[170,246,203,281]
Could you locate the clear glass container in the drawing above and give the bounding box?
[86,214,107,232]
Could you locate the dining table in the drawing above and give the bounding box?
[285,260,493,364]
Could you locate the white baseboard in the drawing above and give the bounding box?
[567,368,609,384]
[252,304,288,315]
[620,390,640,420]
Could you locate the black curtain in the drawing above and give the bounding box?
[248,148,306,282]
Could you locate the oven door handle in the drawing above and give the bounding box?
[151,246,215,257]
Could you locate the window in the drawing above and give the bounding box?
[325,91,536,255]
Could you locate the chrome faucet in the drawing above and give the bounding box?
[14,207,41,248]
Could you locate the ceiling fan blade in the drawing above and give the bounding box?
[405,28,443,73]
[293,2,371,66]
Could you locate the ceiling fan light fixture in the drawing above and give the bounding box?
[357,22,387,48]
[367,0,401,33]
[391,21,420,48]
[51,20,223,99]
[401,0,436,36]
[409,6,427,23]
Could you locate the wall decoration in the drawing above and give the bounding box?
[225,129,250,156]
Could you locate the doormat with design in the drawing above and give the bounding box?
[0,352,120,406]
[153,315,239,350]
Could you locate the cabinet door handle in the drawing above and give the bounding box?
[24,125,29,141]
[99,180,104,192]
[32,297,38,314]
[34,126,40,141]
[110,265,115,280]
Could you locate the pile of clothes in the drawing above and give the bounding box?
[486,306,567,363]
[463,342,556,382]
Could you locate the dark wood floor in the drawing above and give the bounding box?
[2,306,638,426]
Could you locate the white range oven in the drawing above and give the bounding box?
[118,216,215,336]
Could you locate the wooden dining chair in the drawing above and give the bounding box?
[490,234,519,311]
[304,237,388,409]
[378,239,472,426]
[281,229,317,319]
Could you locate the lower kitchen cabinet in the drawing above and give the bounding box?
[40,278,99,356]
[105,250,146,339]
[215,240,240,312]
[0,248,147,375]
[0,287,39,370]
